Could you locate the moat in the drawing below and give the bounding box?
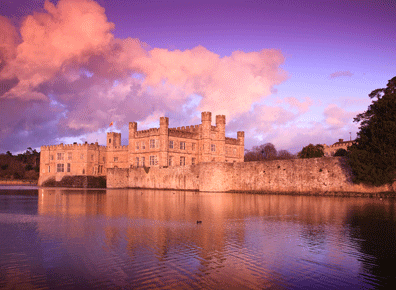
[1,186,395,289]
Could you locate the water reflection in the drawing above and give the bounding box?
[1,187,395,289]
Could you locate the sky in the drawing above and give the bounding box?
[0,0,395,154]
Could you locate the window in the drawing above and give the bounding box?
[141,142,145,150]
[82,169,85,174]
[67,163,71,173]
[192,143,196,151]
[114,157,118,162]
[169,140,174,149]
[109,138,111,144]
[180,142,186,150]
[180,156,186,166]
[136,157,139,167]
[150,139,155,148]
[50,155,54,161]
[192,157,196,165]
[68,152,72,160]
[211,144,216,152]
[141,157,145,167]
[48,166,50,173]
[103,157,105,162]
[149,155,158,166]
[57,163,64,172]
[57,153,64,160]
[91,154,94,161]
[168,156,173,166]
[136,142,139,150]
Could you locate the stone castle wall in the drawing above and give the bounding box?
[107,157,395,194]
[39,142,107,186]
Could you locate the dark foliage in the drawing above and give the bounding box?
[347,77,396,186]
[298,144,324,158]
[244,143,295,161]
[334,148,348,157]
[0,148,40,180]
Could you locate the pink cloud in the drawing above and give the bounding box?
[284,97,313,114]
[0,16,20,63]
[329,71,353,79]
[133,46,288,118]
[1,0,115,100]
[323,104,356,129]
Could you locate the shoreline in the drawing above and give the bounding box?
[1,184,394,198]
[0,180,38,186]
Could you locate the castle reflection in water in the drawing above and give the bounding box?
[29,188,396,288]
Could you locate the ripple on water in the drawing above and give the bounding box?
[1,190,395,289]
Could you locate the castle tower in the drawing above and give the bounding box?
[129,122,137,145]
[107,132,121,148]
[237,131,245,159]
[159,117,169,167]
[201,112,212,162]
[216,115,226,162]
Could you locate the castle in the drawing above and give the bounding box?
[322,139,355,157]
[38,112,244,186]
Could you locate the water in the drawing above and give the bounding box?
[1,186,395,289]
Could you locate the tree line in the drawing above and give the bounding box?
[244,143,295,161]
[0,148,40,181]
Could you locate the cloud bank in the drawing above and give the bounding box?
[329,71,353,79]
[0,0,361,154]
[0,0,289,152]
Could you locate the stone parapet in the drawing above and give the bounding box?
[225,137,239,145]
[41,142,105,151]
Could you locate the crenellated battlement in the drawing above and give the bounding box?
[225,137,240,145]
[201,111,212,122]
[169,124,200,133]
[135,128,160,137]
[169,129,198,138]
[41,142,105,151]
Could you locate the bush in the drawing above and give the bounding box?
[334,149,348,157]
[298,144,324,158]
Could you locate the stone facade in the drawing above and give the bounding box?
[108,157,395,195]
[38,112,244,186]
[322,139,355,156]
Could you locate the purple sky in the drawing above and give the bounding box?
[0,0,395,154]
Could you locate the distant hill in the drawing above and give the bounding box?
[0,148,40,181]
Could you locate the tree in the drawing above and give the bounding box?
[277,150,295,160]
[298,144,324,158]
[347,76,396,186]
[245,143,277,161]
[244,143,295,161]
[334,148,348,157]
